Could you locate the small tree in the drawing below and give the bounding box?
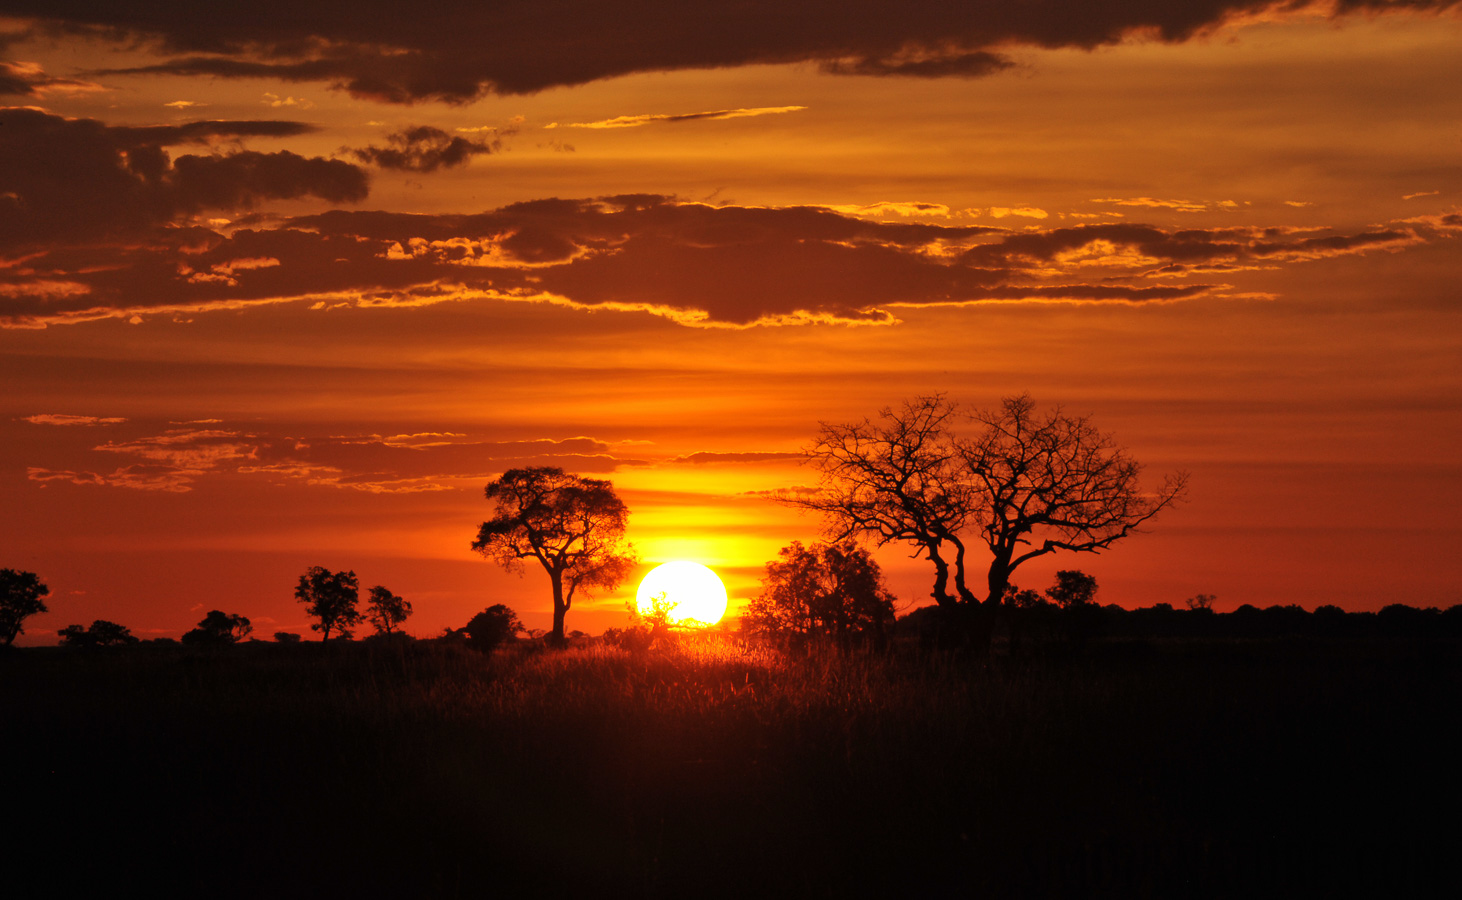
[472,467,637,645]
[1186,593,1216,612]
[1046,570,1098,609]
[463,604,522,652]
[1,568,50,646]
[294,566,361,641]
[182,610,252,646]
[366,585,413,635]
[744,541,897,645]
[274,631,303,644]
[58,619,139,647]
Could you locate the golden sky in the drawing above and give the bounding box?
[3,2,1460,641]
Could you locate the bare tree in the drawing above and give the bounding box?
[366,585,413,635]
[472,467,636,645]
[792,394,1185,647]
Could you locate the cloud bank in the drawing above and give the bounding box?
[5,1,1455,103]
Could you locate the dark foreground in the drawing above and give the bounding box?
[4,636,1458,898]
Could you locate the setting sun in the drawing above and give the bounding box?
[636,561,729,627]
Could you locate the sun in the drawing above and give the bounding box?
[635,561,729,627]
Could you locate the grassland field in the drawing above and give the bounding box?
[4,633,1459,898]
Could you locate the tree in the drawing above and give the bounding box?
[792,394,1185,648]
[182,610,252,646]
[744,541,897,645]
[1,568,50,647]
[366,585,412,635]
[1186,593,1216,612]
[472,467,637,645]
[1046,570,1098,609]
[58,619,138,647]
[294,566,361,641]
[463,604,522,652]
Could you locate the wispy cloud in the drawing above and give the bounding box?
[23,414,128,426]
[553,106,806,129]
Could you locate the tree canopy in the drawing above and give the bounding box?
[57,619,138,648]
[791,394,1185,646]
[1,569,50,647]
[472,467,636,645]
[744,540,896,645]
[294,567,361,641]
[366,585,412,635]
[182,610,253,646]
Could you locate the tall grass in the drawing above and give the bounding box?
[3,634,1457,897]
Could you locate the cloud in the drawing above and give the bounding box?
[23,414,127,426]
[351,125,496,172]
[24,1,1454,104]
[671,451,804,464]
[1,194,1442,329]
[558,106,806,129]
[0,60,105,96]
[0,107,368,252]
[25,427,645,493]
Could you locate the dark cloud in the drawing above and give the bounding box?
[0,107,366,251]
[351,125,496,172]
[0,59,102,96]
[7,1,1452,103]
[0,194,1441,329]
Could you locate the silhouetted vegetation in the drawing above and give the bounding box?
[472,466,637,644]
[1,568,49,646]
[57,619,139,647]
[181,610,252,646]
[790,395,1185,650]
[743,540,896,647]
[462,603,522,652]
[294,566,361,640]
[3,624,1457,897]
[366,585,413,635]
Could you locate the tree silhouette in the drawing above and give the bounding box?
[472,467,636,645]
[792,394,1185,647]
[1,568,49,646]
[57,619,138,647]
[294,566,361,640]
[182,610,252,646]
[744,541,896,645]
[463,603,522,652]
[366,585,413,635]
[1045,570,1098,609]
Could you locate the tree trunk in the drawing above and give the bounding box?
[928,545,955,607]
[549,572,568,646]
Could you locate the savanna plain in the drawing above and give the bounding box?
[5,623,1458,898]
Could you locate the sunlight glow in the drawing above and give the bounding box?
[635,561,729,627]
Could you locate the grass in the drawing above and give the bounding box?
[4,634,1459,897]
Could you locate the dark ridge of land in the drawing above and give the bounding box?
[3,636,1459,898]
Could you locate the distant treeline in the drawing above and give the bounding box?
[898,600,1462,642]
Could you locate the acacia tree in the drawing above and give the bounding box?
[294,566,361,641]
[1,568,49,647]
[792,394,1185,647]
[744,540,896,645]
[472,467,636,645]
[366,586,412,635]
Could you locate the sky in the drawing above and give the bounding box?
[3,1,1460,643]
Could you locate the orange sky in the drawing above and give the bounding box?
[3,3,1460,643]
